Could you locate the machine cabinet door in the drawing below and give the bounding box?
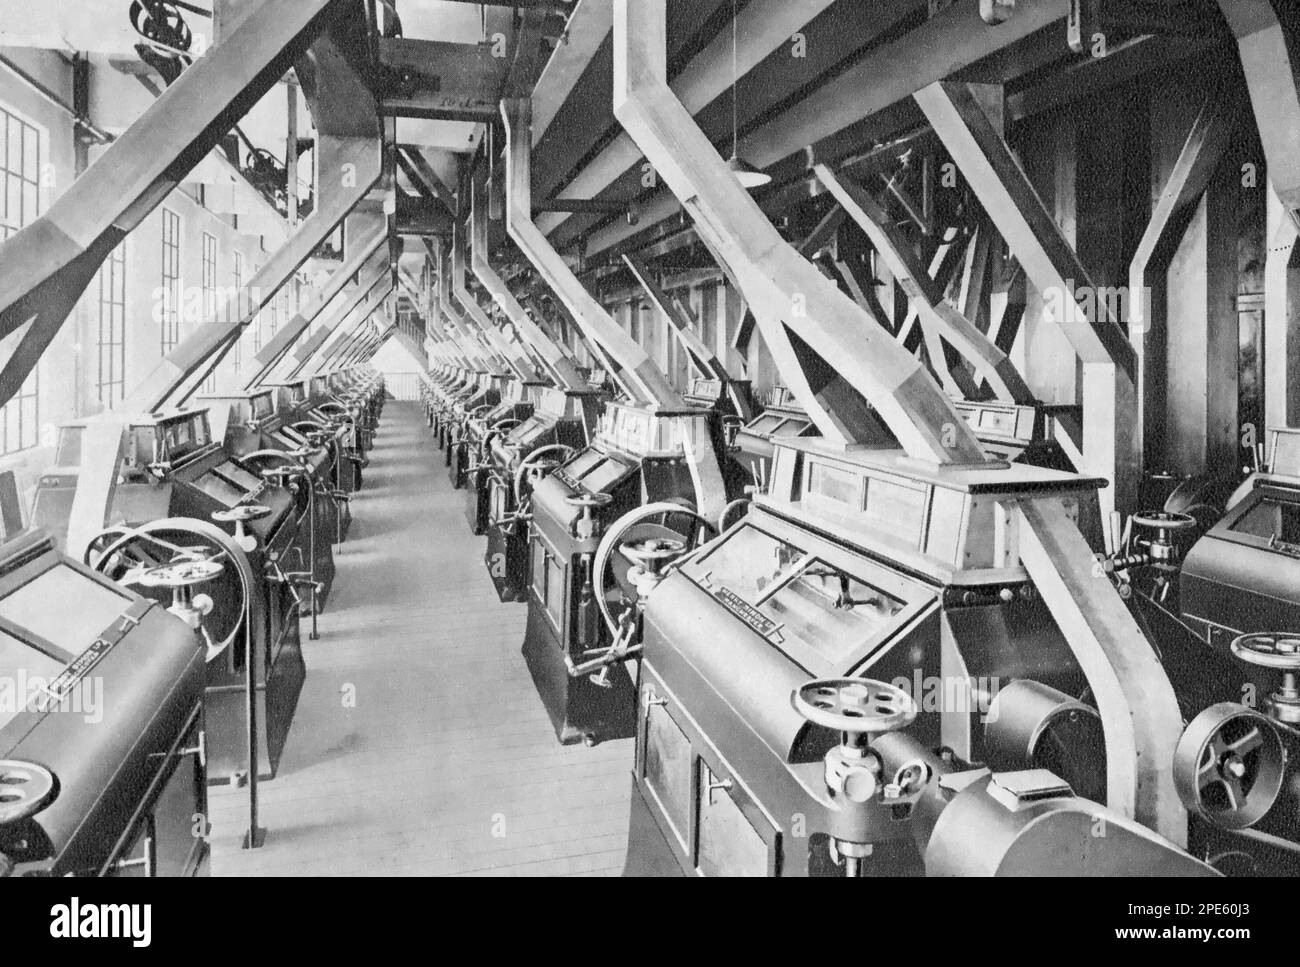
[695,756,779,877]
[105,817,154,877]
[638,682,694,852]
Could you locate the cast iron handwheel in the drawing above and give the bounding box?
[87,520,254,662]
[0,760,57,826]
[792,678,918,735]
[513,445,575,505]
[592,502,715,635]
[1130,510,1196,533]
[1230,632,1300,670]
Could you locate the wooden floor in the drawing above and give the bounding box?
[208,402,633,876]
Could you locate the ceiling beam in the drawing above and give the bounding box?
[583,0,1071,261]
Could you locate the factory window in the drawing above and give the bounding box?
[202,231,218,319]
[1,103,43,454]
[160,208,182,353]
[0,374,38,457]
[237,252,261,353]
[0,103,40,241]
[96,245,128,408]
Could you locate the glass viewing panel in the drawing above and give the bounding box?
[580,455,630,495]
[563,448,604,480]
[0,629,66,731]
[747,414,787,436]
[807,461,862,508]
[755,561,905,664]
[0,564,129,649]
[698,526,804,601]
[1230,495,1300,546]
[215,461,261,491]
[194,472,246,508]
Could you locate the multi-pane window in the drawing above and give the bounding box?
[96,245,127,408]
[1,105,40,240]
[1,104,42,454]
[160,208,181,353]
[202,231,217,318]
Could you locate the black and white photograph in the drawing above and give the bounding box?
[0,0,1293,940]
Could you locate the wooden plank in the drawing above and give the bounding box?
[244,228,388,389]
[501,97,680,408]
[1129,84,1238,475]
[916,80,1137,514]
[1218,0,1300,230]
[1016,496,1187,845]
[451,182,535,381]
[208,405,632,876]
[124,135,381,412]
[612,0,989,464]
[470,165,585,390]
[816,164,1033,404]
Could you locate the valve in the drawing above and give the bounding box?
[1097,509,1195,601]
[138,556,225,644]
[565,490,614,543]
[212,504,271,554]
[620,536,687,600]
[1231,633,1300,726]
[792,678,918,877]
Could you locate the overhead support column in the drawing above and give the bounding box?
[243,228,388,389]
[1217,0,1300,429]
[914,81,1138,512]
[310,283,393,374]
[124,135,383,412]
[1219,0,1300,231]
[471,165,584,390]
[291,276,392,378]
[501,97,680,408]
[814,165,1034,405]
[1016,499,1188,845]
[0,0,349,408]
[1265,193,1300,430]
[610,0,988,462]
[261,264,386,385]
[451,189,535,381]
[430,239,504,376]
[537,0,840,237]
[585,0,1071,261]
[1128,87,1239,473]
[622,254,752,421]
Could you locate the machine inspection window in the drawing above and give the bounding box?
[755,561,905,665]
[0,564,129,652]
[0,628,65,732]
[697,525,805,601]
[1229,493,1300,547]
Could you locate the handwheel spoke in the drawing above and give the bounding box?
[1226,727,1263,758]
[1219,775,1245,812]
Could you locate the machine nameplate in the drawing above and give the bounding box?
[713,588,782,641]
[36,636,115,712]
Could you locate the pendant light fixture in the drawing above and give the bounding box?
[727,0,771,190]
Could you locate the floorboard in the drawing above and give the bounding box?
[208,402,633,876]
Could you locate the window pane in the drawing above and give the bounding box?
[22,123,38,181]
